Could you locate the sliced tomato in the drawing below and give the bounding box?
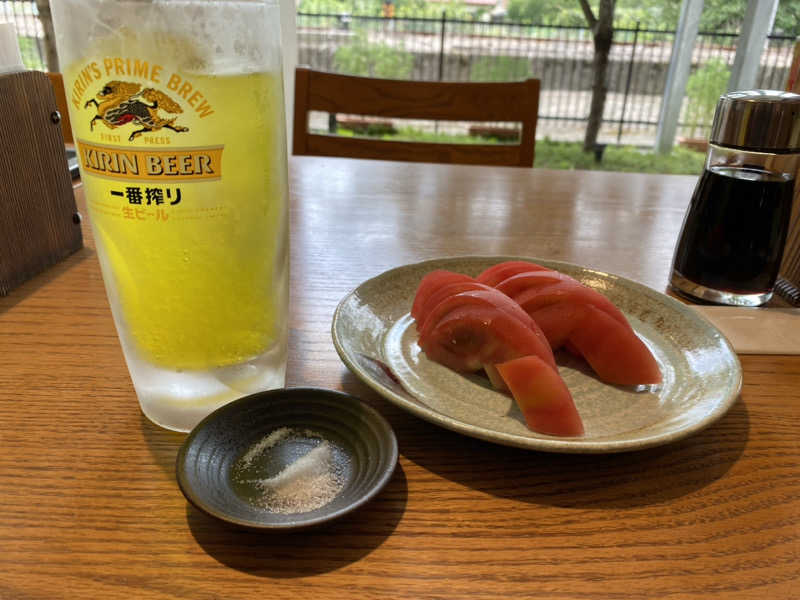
[418,289,554,369]
[476,261,552,287]
[493,270,567,298]
[567,305,662,385]
[410,270,475,323]
[495,356,584,437]
[502,275,632,331]
[419,306,556,373]
[490,269,660,385]
[414,280,494,331]
[523,301,591,349]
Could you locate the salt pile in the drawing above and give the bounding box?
[236,428,345,515]
[238,426,292,468]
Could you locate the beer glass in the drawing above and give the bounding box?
[51,0,290,431]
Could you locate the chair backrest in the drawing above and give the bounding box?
[293,67,539,167]
[46,72,73,145]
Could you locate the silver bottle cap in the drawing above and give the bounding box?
[709,90,800,153]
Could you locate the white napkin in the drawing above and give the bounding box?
[691,306,800,354]
[0,22,24,75]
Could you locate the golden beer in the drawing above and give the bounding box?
[54,4,290,431]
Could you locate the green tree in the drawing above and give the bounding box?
[775,1,800,35]
[470,56,533,82]
[35,0,59,70]
[334,31,414,78]
[298,0,475,19]
[495,0,800,35]
[578,0,616,153]
[615,0,800,35]
[506,0,560,23]
[685,58,730,138]
[393,0,475,19]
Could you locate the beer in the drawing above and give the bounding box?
[54,3,290,431]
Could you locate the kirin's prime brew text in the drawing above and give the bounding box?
[52,1,290,431]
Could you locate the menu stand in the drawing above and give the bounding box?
[0,70,82,296]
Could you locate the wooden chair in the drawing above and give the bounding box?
[292,67,540,167]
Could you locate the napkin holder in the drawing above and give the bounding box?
[0,70,83,296]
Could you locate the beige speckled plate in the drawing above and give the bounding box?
[331,256,742,453]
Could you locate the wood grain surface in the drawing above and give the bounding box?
[293,67,538,166]
[0,71,82,295]
[1,158,798,599]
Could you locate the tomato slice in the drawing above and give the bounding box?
[412,266,586,437]
[419,306,555,373]
[500,274,632,331]
[488,268,660,385]
[567,305,662,385]
[523,301,591,349]
[476,261,552,287]
[411,270,475,323]
[414,280,494,330]
[494,269,566,297]
[418,289,555,370]
[495,356,584,437]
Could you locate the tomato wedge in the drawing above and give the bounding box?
[484,262,661,385]
[419,306,554,373]
[493,269,565,297]
[522,301,591,349]
[495,356,584,437]
[411,267,585,437]
[567,305,662,385]
[476,261,552,287]
[498,272,632,330]
[418,289,554,370]
[411,270,475,323]
[414,280,494,331]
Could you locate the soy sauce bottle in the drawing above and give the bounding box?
[670,90,800,306]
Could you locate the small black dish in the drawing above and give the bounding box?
[176,387,398,531]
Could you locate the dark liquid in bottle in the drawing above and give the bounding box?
[672,165,794,295]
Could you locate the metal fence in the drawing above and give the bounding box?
[5,1,796,147]
[298,12,797,146]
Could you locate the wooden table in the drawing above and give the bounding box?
[1,157,798,599]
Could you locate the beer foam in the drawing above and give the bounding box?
[57,1,281,77]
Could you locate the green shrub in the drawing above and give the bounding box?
[17,37,45,70]
[470,56,533,82]
[333,31,414,79]
[297,0,475,20]
[685,59,730,139]
[332,125,706,175]
[534,139,705,174]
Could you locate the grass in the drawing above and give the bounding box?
[535,139,706,175]
[17,36,45,70]
[335,126,706,175]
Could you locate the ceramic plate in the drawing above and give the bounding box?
[332,256,742,453]
[177,388,398,530]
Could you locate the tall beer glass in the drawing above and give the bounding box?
[51,0,290,432]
